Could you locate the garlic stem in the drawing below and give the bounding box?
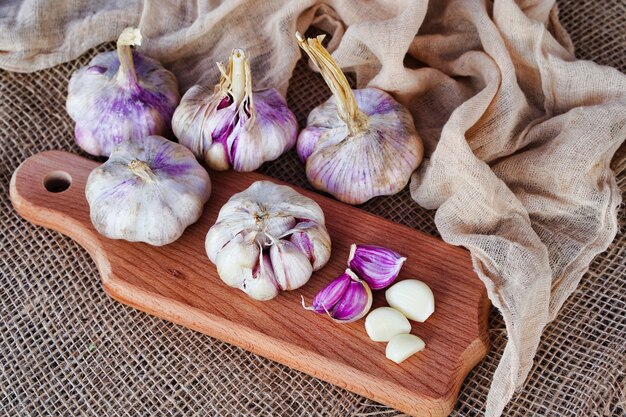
[230,49,247,106]
[116,27,142,86]
[216,49,255,126]
[296,32,368,135]
[128,159,156,183]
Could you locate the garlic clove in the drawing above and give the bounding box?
[364,307,411,342]
[330,271,373,323]
[385,279,435,322]
[206,141,231,171]
[287,220,331,270]
[303,270,351,314]
[348,244,406,290]
[303,269,372,322]
[214,232,260,288]
[385,334,425,364]
[270,240,313,291]
[205,221,240,262]
[242,253,280,301]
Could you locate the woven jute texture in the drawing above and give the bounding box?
[1,1,625,416]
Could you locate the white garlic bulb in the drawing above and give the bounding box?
[86,135,211,246]
[172,49,297,172]
[206,181,331,301]
[296,33,424,205]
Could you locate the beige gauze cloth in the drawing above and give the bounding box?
[1,0,625,415]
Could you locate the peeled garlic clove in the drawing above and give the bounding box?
[303,270,352,314]
[173,49,297,171]
[242,254,280,301]
[365,307,411,342]
[206,181,331,300]
[295,33,423,204]
[385,279,435,322]
[348,244,406,290]
[331,274,373,323]
[270,240,313,291]
[385,334,425,364]
[214,232,260,288]
[287,220,331,270]
[67,28,179,156]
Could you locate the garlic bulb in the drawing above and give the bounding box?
[206,181,331,300]
[295,33,424,204]
[172,49,298,172]
[302,269,373,322]
[86,135,211,246]
[348,244,406,289]
[67,28,179,157]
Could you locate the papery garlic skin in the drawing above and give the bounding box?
[348,243,406,289]
[67,28,179,156]
[296,34,423,205]
[206,181,331,300]
[86,135,211,246]
[303,269,373,323]
[173,49,297,172]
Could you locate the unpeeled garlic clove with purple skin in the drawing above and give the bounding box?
[348,244,406,290]
[295,33,424,204]
[303,269,373,323]
[67,28,180,156]
[172,49,298,172]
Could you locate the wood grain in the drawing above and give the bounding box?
[10,151,489,417]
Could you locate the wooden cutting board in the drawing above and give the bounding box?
[10,150,489,417]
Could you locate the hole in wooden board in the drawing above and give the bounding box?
[43,171,72,193]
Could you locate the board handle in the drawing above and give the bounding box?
[9,150,101,247]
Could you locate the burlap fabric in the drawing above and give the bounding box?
[1,0,625,416]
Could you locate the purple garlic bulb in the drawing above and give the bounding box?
[295,33,424,205]
[172,49,298,172]
[85,135,211,246]
[348,244,406,290]
[67,28,180,156]
[206,181,331,301]
[303,269,373,323]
